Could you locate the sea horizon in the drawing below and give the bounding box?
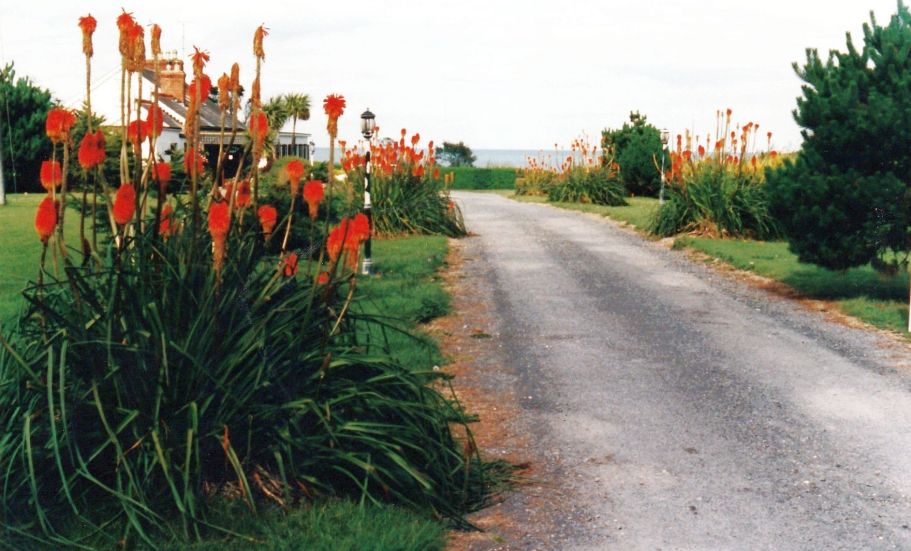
[312,147,574,169]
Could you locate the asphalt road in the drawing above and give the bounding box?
[454,191,911,550]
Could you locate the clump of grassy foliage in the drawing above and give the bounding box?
[649,111,783,239]
[341,132,466,237]
[519,135,627,206]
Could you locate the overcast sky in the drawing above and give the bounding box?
[0,0,901,151]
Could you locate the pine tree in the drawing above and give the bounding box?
[767,2,911,270]
[601,112,665,197]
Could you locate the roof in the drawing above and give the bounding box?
[142,68,224,130]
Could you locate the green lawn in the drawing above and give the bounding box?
[0,196,453,550]
[355,235,450,371]
[677,237,909,334]
[0,194,84,321]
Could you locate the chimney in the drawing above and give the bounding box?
[155,58,186,102]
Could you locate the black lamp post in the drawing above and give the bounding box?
[659,128,670,204]
[360,108,376,275]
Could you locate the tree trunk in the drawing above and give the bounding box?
[291,116,297,149]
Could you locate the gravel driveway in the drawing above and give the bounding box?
[453,191,911,550]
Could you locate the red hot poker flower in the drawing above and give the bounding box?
[235,180,252,208]
[253,25,269,59]
[286,159,305,195]
[208,202,230,272]
[150,24,162,57]
[188,74,212,103]
[184,150,207,175]
[159,204,174,238]
[303,180,324,220]
[127,120,148,146]
[257,205,277,238]
[350,213,370,243]
[116,9,137,57]
[146,105,164,139]
[113,183,136,225]
[282,253,299,277]
[410,133,420,147]
[78,130,106,170]
[153,161,171,188]
[323,94,346,120]
[217,73,230,111]
[46,108,76,144]
[191,46,210,75]
[40,160,62,191]
[78,14,97,57]
[208,202,230,239]
[316,271,330,285]
[323,94,346,137]
[35,196,57,243]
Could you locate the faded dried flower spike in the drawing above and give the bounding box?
[78,14,97,57]
[253,25,268,59]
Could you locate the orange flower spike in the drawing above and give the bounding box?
[697,144,706,157]
[127,120,148,146]
[286,159,305,195]
[282,253,299,277]
[350,213,370,243]
[751,155,758,169]
[153,161,171,190]
[257,204,277,239]
[208,202,231,271]
[316,271,330,285]
[40,160,62,191]
[126,23,145,73]
[46,108,76,144]
[236,180,252,208]
[150,24,162,57]
[35,197,57,243]
[217,73,230,111]
[191,46,210,75]
[253,25,269,59]
[113,183,136,225]
[411,133,420,147]
[188,74,212,103]
[78,14,97,57]
[303,180,324,220]
[184,150,207,175]
[208,202,230,239]
[326,228,343,262]
[116,9,136,57]
[146,105,164,139]
[78,130,106,170]
[323,94,346,136]
[159,204,174,238]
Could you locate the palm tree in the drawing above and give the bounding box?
[282,93,311,149]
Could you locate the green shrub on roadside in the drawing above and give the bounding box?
[765,5,911,271]
[602,111,667,197]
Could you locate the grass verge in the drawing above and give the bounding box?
[676,237,909,335]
